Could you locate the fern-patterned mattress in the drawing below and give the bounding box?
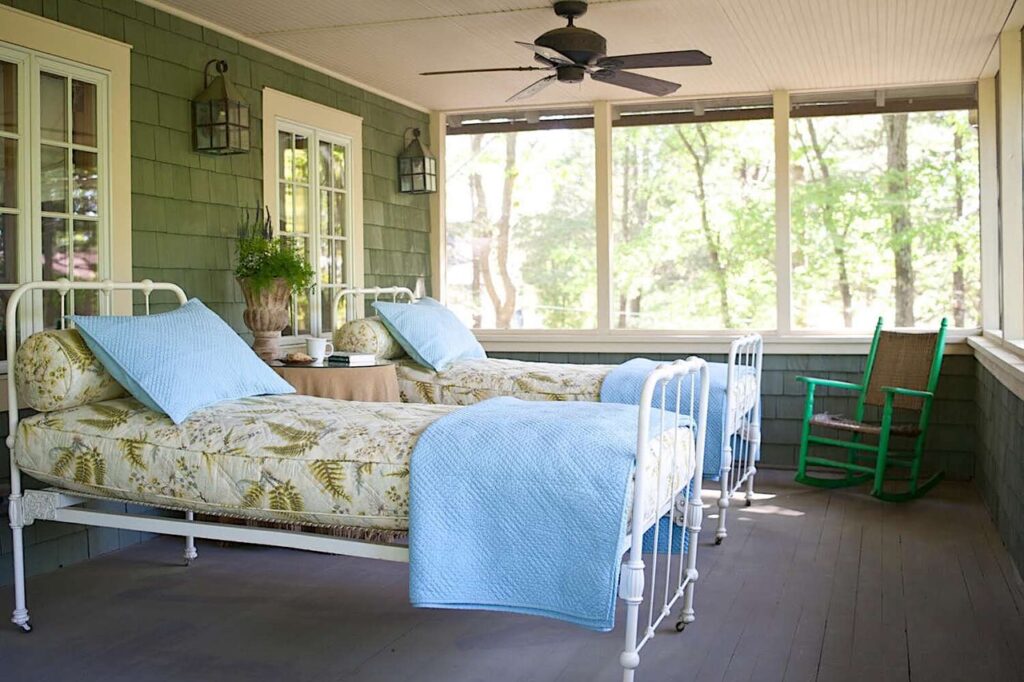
[396,358,760,417]
[14,394,695,532]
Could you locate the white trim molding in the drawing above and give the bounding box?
[970,335,1024,402]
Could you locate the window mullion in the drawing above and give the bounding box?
[594,101,612,333]
[999,29,1024,340]
[773,90,792,334]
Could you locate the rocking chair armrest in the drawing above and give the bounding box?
[796,376,863,392]
[881,386,933,399]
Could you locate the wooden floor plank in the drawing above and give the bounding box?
[2,471,1023,682]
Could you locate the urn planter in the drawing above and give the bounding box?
[238,277,291,361]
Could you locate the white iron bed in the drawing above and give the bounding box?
[336,286,763,545]
[7,279,710,682]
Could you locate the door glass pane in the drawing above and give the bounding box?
[41,216,68,328]
[332,144,345,189]
[293,186,308,233]
[40,145,67,213]
[319,141,331,186]
[320,288,347,332]
[39,73,67,142]
[71,80,97,147]
[0,137,16,208]
[0,60,16,134]
[0,213,16,283]
[332,192,345,237]
[71,219,100,315]
[331,240,344,284]
[72,150,98,216]
[319,190,330,235]
[293,134,308,182]
[279,184,292,232]
[278,131,292,181]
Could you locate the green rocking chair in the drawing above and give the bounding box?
[795,317,948,502]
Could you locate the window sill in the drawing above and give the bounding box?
[968,335,1024,402]
[475,330,976,355]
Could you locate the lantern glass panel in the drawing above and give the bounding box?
[196,125,211,150]
[400,176,412,192]
[228,102,240,124]
[212,124,227,149]
[195,101,210,126]
[427,175,436,192]
[413,175,425,192]
[412,157,424,173]
[399,157,411,174]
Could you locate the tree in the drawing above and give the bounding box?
[884,113,915,326]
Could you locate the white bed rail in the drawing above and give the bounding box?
[333,286,415,320]
[620,357,709,682]
[6,279,189,632]
[714,333,763,544]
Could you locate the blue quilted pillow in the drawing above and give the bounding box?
[372,298,485,371]
[71,299,294,424]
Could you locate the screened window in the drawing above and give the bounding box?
[790,111,980,330]
[276,124,351,337]
[445,123,596,329]
[612,117,776,329]
[0,42,109,361]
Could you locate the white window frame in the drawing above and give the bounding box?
[435,93,984,355]
[262,88,364,344]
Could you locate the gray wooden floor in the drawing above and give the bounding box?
[2,471,1023,682]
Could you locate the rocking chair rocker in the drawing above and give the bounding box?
[795,317,948,502]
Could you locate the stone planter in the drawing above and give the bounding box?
[238,277,291,361]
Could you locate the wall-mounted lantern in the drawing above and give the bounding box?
[398,128,437,194]
[192,59,250,155]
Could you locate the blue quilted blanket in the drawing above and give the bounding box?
[600,359,760,480]
[409,397,653,632]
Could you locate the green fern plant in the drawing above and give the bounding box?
[235,205,315,295]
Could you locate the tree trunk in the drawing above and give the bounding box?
[468,134,519,328]
[952,128,966,327]
[803,119,854,327]
[885,113,915,326]
[676,127,732,328]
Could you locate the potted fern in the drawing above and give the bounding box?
[235,207,314,361]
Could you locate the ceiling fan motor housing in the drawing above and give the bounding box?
[535,26,607,65]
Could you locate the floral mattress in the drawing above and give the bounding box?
[15,394,694,531]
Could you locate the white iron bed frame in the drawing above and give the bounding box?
[335,286,763,545]
[8,279,710,682]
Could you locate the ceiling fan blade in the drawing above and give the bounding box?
[507,74,558,102]
[596,50,712,70]
[515,41,574,66]
[590,69,680,96]
[421,66,553,76]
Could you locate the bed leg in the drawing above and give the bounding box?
[183,511,198,565]
[618,560,644,682]
[679,504,702,627]
[715,444,732,545]
[9,495,32,632]
[745,465,757,507]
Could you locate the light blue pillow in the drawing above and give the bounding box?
[372,298,485,371]
[71,299,294,424]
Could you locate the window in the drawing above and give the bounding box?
[440,91,980,340]
[445,116,596,329]
[790,110,980,330]
[0,41,111,360]
[263,88,364,340]
[612,114,776,329]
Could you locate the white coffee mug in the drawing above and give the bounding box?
[306,337,335,365]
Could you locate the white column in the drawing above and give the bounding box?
[773,90,792,333]
[428,111,447,302]
[978,77,1000,332]
[999,31,1024,339]
[594,101,613,332]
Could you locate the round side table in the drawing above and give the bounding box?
[271,362,400,402]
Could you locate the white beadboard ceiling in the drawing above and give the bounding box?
[152,0,1016,112]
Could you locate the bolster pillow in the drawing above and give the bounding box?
[333,317,407,360]
[15,329,127,412]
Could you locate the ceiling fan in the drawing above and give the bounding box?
[420,0,712,102]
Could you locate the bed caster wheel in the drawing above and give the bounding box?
[16,623,32,633]
[714,537,723,546]
[674,618,686,632]
[745,499,752,507]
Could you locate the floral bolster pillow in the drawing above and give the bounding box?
[333,317,407,359]
[15,328,128,412]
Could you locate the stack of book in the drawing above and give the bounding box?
[328,352,378,367]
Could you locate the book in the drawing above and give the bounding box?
[328,352,378,367]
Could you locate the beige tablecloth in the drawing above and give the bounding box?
[272,364,400,402]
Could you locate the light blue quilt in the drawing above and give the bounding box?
[600,359,760,480]
[409,397,655,632]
